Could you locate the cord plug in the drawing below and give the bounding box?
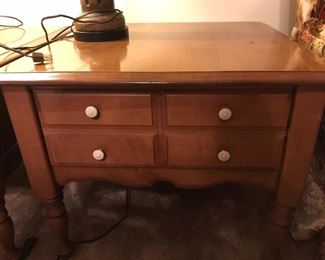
[32,52,52,64]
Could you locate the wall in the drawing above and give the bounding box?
[1,0,296,35]
[1,1,80,26]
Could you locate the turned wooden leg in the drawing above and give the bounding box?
[271,90,325,230]
[43,193,72,257]
[0,194,20,260]
[3,87,72,257]
[267,204,293,248]
[270,204,293,229]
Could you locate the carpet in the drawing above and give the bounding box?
[0,164,318,260]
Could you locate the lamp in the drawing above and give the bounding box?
[73,0,128,42]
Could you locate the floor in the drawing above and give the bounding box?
[1,164,318,260]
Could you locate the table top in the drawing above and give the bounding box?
[1,22,325,85]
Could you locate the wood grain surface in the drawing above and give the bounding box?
[166,93,292,128]
[44,128,156,167]
[35,92,153,126]
[0,23,324,85]
[1,22,325,254]
[167,128,285,169]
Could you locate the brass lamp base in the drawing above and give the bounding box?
[74,0,128,42]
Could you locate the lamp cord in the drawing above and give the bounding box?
[40,9,123,44]
[0,9,123,62]
[57,188,131,260]
[0,15,23,28]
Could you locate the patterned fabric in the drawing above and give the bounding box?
[292,0,325,56]
[291,160,325,259]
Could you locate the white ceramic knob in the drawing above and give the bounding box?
[218,107,232,121]
[93,149,105,161]
[85,106,98,119]
[218,150,231,162]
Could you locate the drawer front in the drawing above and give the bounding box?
[44,129,155,167]
[35,92,152,126]
[167,94,291,127]
[167,129,285,169]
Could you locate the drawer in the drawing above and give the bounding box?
[166,94,291,127]
[167,129,285,169]
[44,129,155,167]
[35,92,152,126]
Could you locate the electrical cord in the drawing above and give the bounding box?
[75,8,123,24]
[40,14,75,44]
[0,28,73,64]
[0,14,74,63]
[40,9,123,44]
[0,15,31,60]
[0,9,123,64]
[0,15,23,28]
[0,42,33,57]
[75,188,131,246]
[1,9,123,65]
[57,188,131,260]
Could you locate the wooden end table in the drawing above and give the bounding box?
[1,22,325,256]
